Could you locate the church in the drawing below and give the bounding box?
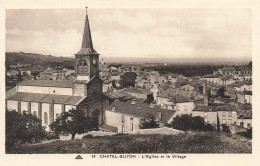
[6,7,106,131]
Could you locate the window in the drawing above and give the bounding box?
[247,123,251,129]
[234,122,237,125]
[131,124,134,131]
[44,112,48,125]
[222,119,226,124]
[222,112,226,117]
[228,112,232,117]
[53,90,55,93]
[56,113,59,119]
[228,119,232,124]
[240,122,244,128]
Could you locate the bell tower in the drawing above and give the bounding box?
[75,6,99,81]
[73,7,102,97]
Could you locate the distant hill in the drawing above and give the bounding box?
[5,52,75,69]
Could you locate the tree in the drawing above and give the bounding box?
[248,61,252,69]
[6,110,47,151]
[221,124,230,133]
[139,114,158,129]
[119,72,137,88]
[217,86,225,97]
[50,108,96,140]
[168,114,214,132]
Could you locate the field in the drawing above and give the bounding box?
[7,131,252,154]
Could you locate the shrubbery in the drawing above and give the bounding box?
[168,114,214,132]
[6,110,47,151]
[50,108,97,140]
[139,114,159,129]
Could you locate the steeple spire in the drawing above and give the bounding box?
[76,6,98,55]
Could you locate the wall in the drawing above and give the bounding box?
[21,101,28,112]
[73,83,87,96]
[31,102,39,117]
[175,102,195,115]
[217,111,238,125]
[42,103,50,131]
[105,110,141,133]
[54,104,62,121]
[237,119,252,128]
[7,100,18,111]
[192,111,217,124]
[65,105,76,112]
[18,85,73,95]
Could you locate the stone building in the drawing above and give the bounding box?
[6,7,106,131]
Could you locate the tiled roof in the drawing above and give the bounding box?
[18,80,74,88]
[168,94,190,103]
[237,108,252,119]
[40,94,72,104]
[121,87,152,95]
[7,92,86,105]
[7,92,48,102]
[193,106,216,112]
[106,100,175,122]
[64,96,86,105]
[217,104,236,111]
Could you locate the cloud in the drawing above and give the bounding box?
[6,28,82,56]
[6,9,251,59]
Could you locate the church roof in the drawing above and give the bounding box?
[7,92,48,102]
[76,7,98,55]
[7,92,87,105]
[18,80,74,88]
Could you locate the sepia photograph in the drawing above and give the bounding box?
[1,1,260,165]
[4,6,253,154]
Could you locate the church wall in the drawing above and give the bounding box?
[49,87,73,95]
[42,103,50,131]
[18,85,73,95]
[21,101,28,112]
[73,83,87,96]
[7,100,18,111]
[31,102,39,117]
[65,105,76,112]
[18,86,49,94]
[54,104,62,121]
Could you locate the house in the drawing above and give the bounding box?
[237,103,252,129]
[104,100,176,133]
[201,74,222,84]
[7,69,20,77]
[102,79,113,93]
[216,104,238,126]
[192,106,217,124]
[119,87,154,102]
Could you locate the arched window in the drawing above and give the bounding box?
[33,111,37,117]
[44,112,48,125]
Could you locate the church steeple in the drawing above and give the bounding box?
[74,6,100,82]
[76,6,98,55]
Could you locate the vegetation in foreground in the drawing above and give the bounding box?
[7,131,251,154]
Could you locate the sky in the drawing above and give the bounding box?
[6,8,251,60]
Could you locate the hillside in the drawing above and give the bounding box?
[5,52,75,70]
[7,132,251,154]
